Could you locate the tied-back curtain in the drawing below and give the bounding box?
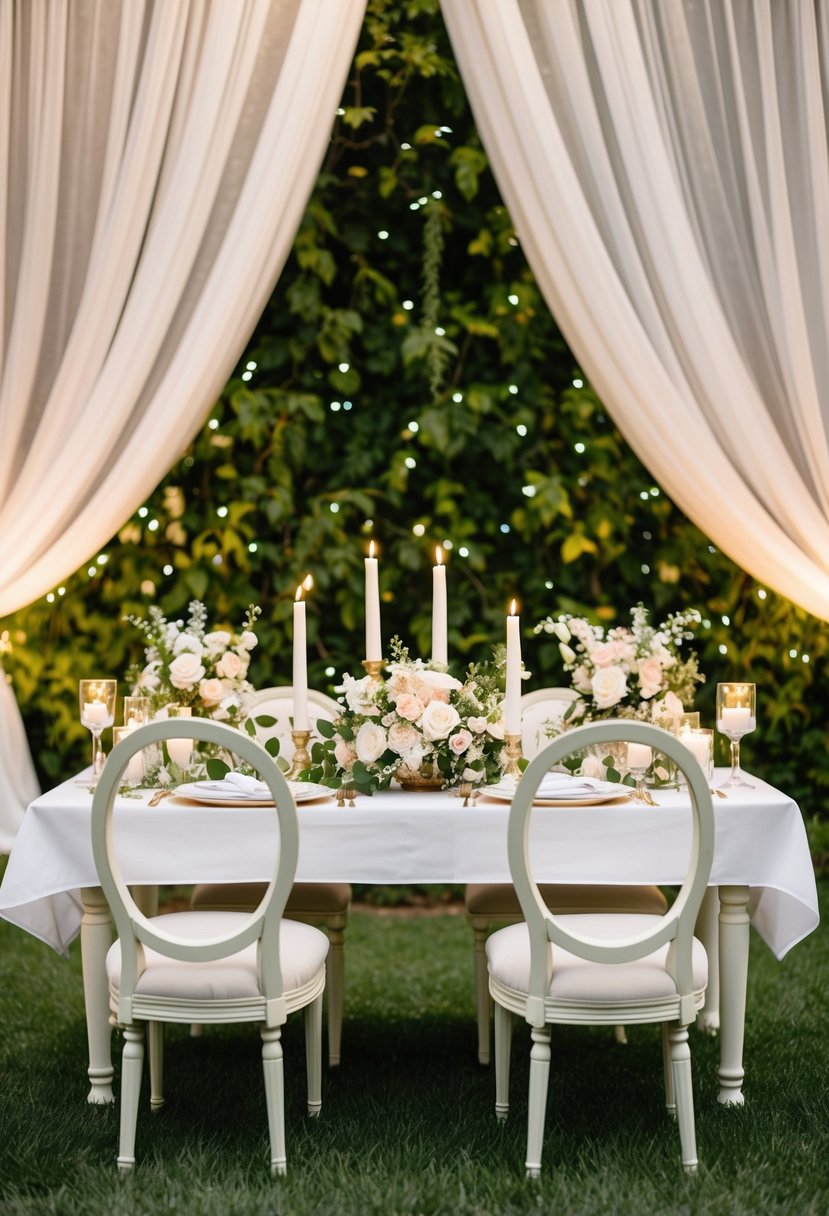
[442,0,829,621]
[0,0,366,847]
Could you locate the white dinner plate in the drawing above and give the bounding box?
[479,781,633,806]
[173,780,333,807]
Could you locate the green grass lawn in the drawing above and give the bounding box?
[0,881,827,1216]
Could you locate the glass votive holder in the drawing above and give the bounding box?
[680,727,714,783]
[113,726,145,786]
[166,705,193,773]
[675,712,701,733]
[123,696,151,728]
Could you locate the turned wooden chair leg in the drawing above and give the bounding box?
[326,924,345,1067]
[118,1023,145,1172]
[261,1025,286,1177]
[148,1021,165,1111]
[472,921,491,1064]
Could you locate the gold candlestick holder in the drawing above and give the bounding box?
[287,729,312,779]
[362,658,384,682]
[503,732,524,781]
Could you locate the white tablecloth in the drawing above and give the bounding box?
[0,770,818,960]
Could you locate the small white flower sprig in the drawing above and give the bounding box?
[301,637,509,795]
[126,600,260,726]
[534,603,704,730]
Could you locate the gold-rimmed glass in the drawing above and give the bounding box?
[716,683,756,789]
[78,679,117,783]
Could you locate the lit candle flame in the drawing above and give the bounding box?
[295,584,304,602]
[368,540,376,559]
[510,598,518,616]
[303,573,313,591]
[435,546,443,566]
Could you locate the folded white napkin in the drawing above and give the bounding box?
[534,772,614,797]
[224,772,270,796]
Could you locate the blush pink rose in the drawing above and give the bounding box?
[395,693,425,722]
[589,640,629,668]
[388,721,420,755]
[449,729,473,755]
[334,738,357,769]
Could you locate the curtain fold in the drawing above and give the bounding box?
[0,0,366,848]
[442,0,829,621]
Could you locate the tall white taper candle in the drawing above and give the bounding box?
[365,541,381,661]
[432,547,448,666]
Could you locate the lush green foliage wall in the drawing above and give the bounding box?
[2,0,827,811]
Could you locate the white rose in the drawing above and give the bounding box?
[467,716,488,734]
[169,652,205,690]
[238,630,258,651]
[580,754,607,780]
[591,665,628,710]
[355,721,388,764]
[202,630,231,656]
[198,678,224,705]
[388,721,421,755]
[216,651,244,680]
[420,701,461,741]
[173,632,203,657]
[341,674,379,716]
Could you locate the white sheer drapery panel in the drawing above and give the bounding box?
[442,0,829,620]
[0,672,39,851]
[0,0,366,617]
[0,0,366,848]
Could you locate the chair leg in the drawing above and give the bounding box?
[525,1024,552,1179]
[613,1024,628,1045]
[472,922,491,1064]
[662,1023,675,1116]
[669,1024,698,1173]
[117,1023,145,1172]
[493,1001,513,1122]
[261,1025,287,1176]
[148,1021,165,1112]
[304,993,323,1117]
[326,926,345,1067]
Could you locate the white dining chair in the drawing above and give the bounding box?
[190,686,350,1066]
[93,717,329,1175]
[487,719,714,1177]
[465,688,667,1063]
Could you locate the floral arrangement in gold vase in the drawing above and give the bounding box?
[126,600,260,726]
[300,639,508,795]
[533,603,704,781]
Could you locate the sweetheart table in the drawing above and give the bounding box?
[0,770,818,1108]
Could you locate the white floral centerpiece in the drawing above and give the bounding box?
[127,600,260,726]
[301,639,508,795]
[533,604,704,778]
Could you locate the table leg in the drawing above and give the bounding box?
[696,888,720,1033]
[717,884,750,1106]
[80,886,115,1104]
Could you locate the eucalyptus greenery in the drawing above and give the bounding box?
[1,0,826,820]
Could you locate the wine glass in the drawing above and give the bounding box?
[716,683,756,789]
[626,742,653,805]
[78,679,117,783]
[165,705,193,781]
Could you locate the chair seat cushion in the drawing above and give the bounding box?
[190,882,351,915]
[466,882,668,918]
[486,914,707,1004]
[106,911,329,1003]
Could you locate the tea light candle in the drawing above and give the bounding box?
[504,601,521,735]
[626,742,653,771]
[680,728,711,772]
[167,737,192,769]
[365,541,381,661]
[293,576,311,731]
[431,547,448,666]
[114,727,144,784]
[718,706,754,734]
[84,700,108,726]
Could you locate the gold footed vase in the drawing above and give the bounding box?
[396,760,444,791]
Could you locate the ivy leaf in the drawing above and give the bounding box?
[205,758,230,780]
[342,106,376,130]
